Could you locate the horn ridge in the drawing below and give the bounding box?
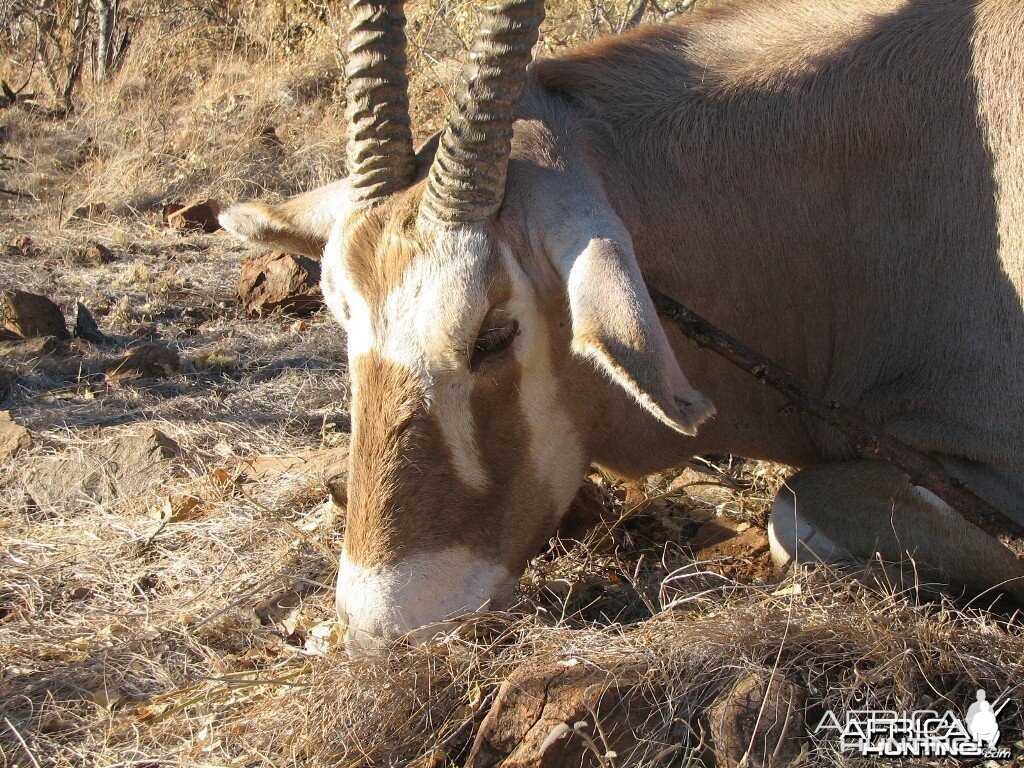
[346,0,417,202]
[420,0,545,225]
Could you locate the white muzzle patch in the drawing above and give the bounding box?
[336,547,514,654]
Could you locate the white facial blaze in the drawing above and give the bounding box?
[501,245,585,516]
[322,223,493,489]
[433,376,489,488]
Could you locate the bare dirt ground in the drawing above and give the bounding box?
[3,1,1024,766]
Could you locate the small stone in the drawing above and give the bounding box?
[691,516,773,581]
[1,290,70,339]
[0,410,32,464]
[557,478,608,540]
[236,251,323,317]
[74,302,109,344]
[82,242,114,266]
[326,472,348,509]
[105,344,181,380]
[68,202,108,222]
[154,493,204,522]
[258,125,283,148]
[165,199,221,233]
[3,235,37,258]
[69,585,94,601]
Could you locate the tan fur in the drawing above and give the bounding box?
[525,0,1024,597]
[219,180,350,257]
[342,188,424,311]
[530,0,1024,473]
[224,0,1024,641]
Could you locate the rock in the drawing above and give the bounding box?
[81,242,114,266]
[236,252,323,317]
[165,199,221,233]
[195,445,350,521]
[74,302,109,343]
[68,202,108,222]
[153,493,205,522]
[707,670,807,768]
[691,515,773,581]
[0,411,32,464]
[0,335,70,363]
[3,235,38,258]
[105,344,181,380]
[1,290,70,339]
[468,661,658,768]
[237,446,349,502]
[258,125,283,148]
[326,472,348,509]
[21,426,181,510]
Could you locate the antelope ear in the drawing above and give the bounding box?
[548,217,714,435]
[219,180,353,258]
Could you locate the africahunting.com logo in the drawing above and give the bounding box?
[815,688,1012,759]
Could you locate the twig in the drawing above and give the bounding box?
[0,186,34,199]
[646,283,1024,545]
[620,0,649,31]
[3,718,41,768]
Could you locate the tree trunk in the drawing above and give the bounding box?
[60,0,91,111]
[95,0,114,82]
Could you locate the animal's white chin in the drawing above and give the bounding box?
[335,546,515,655]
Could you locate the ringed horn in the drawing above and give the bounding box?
[419,0,546,225]
[346,0,417,202]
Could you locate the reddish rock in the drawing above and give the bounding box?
[165,199,221,233]
[691,516,773,581]
[237,252,323,317]
[707,670,807,768]
[1,290,70,340]
[106,344,182,380]
[468,661,658,768]
[258,125,283,148]
[326,472,348,509]
[0,410,32,464]
[74,302,109,343]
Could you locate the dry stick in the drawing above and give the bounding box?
[646,283,1024,545]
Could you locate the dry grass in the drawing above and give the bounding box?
[3,1,1024,766]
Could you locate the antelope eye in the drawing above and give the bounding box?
[470,320,519,371]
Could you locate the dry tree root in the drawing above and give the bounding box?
[646,282,1024,549]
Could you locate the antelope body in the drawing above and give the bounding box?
[222,0,1024,653]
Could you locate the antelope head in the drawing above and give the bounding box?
[221,0,713,654]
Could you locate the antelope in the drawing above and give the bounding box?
[221,0,1024,653]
